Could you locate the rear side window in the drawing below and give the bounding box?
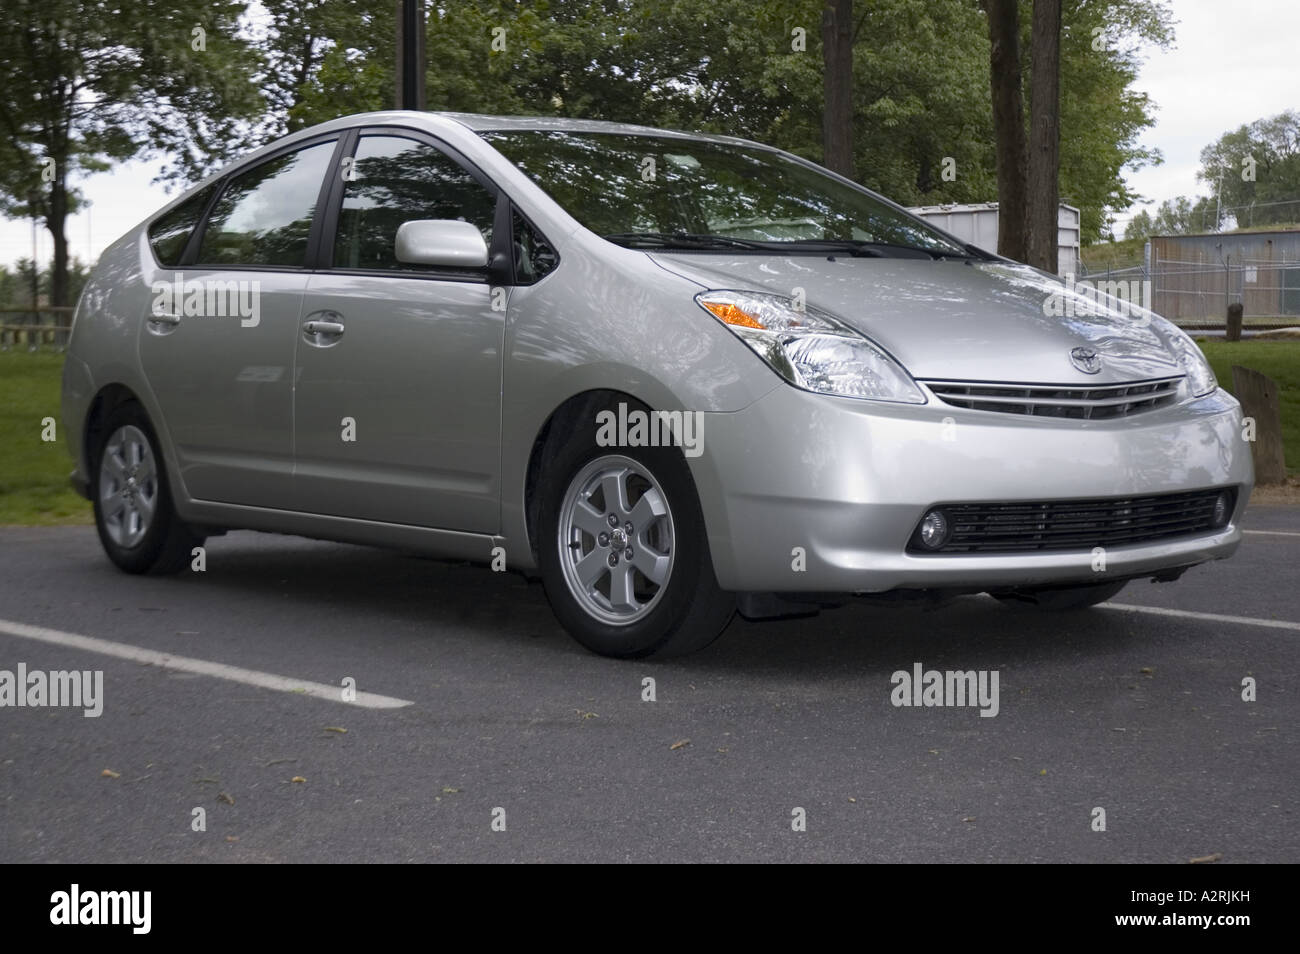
[196,140,336,267]
[148,184,216,266]
[332,135,496,271]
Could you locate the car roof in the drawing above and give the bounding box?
[431,110,767,148]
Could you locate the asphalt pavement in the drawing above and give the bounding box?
[1,507,1296,863]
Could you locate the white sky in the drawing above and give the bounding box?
[1,0,1297,268]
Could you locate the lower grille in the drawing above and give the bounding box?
[923,377,1182,419]
[908,488,1234,554]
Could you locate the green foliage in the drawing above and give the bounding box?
[1199,340,1300,476]
[0,353,92,525]
[1198,110,1300,227]
[0,0,265,204]
[1151,194,1218,235]
[282,0,1167,240]
[1124,208,1153,241]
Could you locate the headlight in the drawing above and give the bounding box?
[695,290,925,404]
[1151,317,1217,397]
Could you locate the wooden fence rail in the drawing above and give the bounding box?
[0,306,76,351]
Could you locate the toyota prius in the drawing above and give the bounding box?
[61,111,1252,657]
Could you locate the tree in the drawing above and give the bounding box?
[1123,208,1153,241]
[821,0,854,176]
[1026,0,1061,272]
[1150,195,1216,235]
[0,0,263,307]
[276,0,1163,243]
[980,0,1028,261]
[1198,110,1300,227]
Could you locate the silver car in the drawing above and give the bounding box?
[62,111,1252,657]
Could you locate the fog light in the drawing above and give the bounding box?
[918,509,951,550]
[1211,491,1231,528]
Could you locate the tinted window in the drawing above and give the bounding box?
[148,184,217,266]
[513,210,558,284]
[332,135,495,271]
[197,140,335,267]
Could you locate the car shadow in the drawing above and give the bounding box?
[154,532,1167,680]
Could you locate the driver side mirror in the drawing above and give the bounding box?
[394,219,489,268]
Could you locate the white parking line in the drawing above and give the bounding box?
[0,618,413,708]
[1103,603,1300,633]
[1244,529,1300,537]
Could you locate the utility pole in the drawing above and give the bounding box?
[395,0,426,110]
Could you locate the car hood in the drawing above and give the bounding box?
[648,254,1184,385]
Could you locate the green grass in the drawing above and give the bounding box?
[0,342,1295,525]
[0,352,92,525]
[1198,339,1299,475]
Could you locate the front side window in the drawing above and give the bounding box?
[481,130,966,256]
[332,135,496,271]
[196,140,336,267]
[148,183,217,266]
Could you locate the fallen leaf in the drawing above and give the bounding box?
[1189,853,1222,865]
[442,786,459,794]
[670,739,690,750]
[290,776,306,784]
[1140,667,1155,675]
[101,769,120,779]
[963,816,976,823]
[928,749,940,755]
[218,792,235,805]
[225,836,240,843]
[324,726,347,734]
[1039,769,1047,775]
[848,797,857,803]
[575,710,598,720]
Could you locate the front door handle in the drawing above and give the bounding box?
[302,311,345,346]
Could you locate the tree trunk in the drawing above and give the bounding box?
[821,0,854,178]
[47,176,69,310]
[1027,0,1062,274]
[982,0,1028,262]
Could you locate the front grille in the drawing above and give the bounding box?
[922,376,1182,419]
[908,488,1233,554]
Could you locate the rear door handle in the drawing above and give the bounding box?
[146,311,181,335]
[303,320,345,335]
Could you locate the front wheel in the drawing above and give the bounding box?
[537,419,734,658]
[990,579,1128,610]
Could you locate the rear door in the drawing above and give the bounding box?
[138,136,340,510]
[291,130,507,532]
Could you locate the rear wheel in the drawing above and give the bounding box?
[92,402,203,575]
[990,580,1128,610]
[537,409,734,658]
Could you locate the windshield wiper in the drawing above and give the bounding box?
[781,239,974,260]
[602,231,776,251]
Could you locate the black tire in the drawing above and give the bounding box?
[91,401,203,575]
[536,403,735,658]
[990,579,1128,610]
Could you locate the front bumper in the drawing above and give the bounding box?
[690,385,1253,593]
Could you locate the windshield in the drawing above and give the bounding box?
[480,129,967,256]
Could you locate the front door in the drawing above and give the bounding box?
[292,132,505,532]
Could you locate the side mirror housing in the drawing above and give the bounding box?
[394,219,490,268]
